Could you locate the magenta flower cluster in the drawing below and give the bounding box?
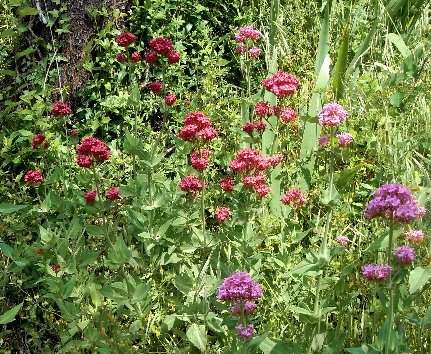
[394,246,416,264]
[217,272,262,340]
[318,102,348,127]
[361,264,393,281]
[234,26,262,59]
[364,183,424,223]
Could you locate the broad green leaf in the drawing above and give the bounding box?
[0,243,14,258]
[387,33,412,59]
[332,21,350,100]
[258,337,302,354]
[0,203,27,214]
[0,303,23,324]
[409,266,431,294]
[18,7,39,17]
[186,323,207,352]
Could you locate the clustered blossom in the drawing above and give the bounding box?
[164,94,177,106]
[336,235,351,246]
[214,207,230,222]
[262,71,299,98]
[84,190,97,204]
[235,44,246,54]
[318,102,348,127]
[131,51,141,62]
[235,26,261,42]
[337,132,353,147]
[105,186,120,200]
[32,133,49,149]
[235,324,254,340]
[229,148,282,173]
[219,176,235,192]
[178,175,205,193]
[217,272,262,341]
[242,121,266,134]
[75,137,110,168]
[178,111,218,142]
[405,229,424,244]
[115,32,137,47]
[190,149,211,171]
[51,101,72,117]
[249,46,261,58]
[280,189,307,208]
[276,107,298,123]
[361,264,392,281]
[145,37,180,65]
[24,169,43,184]
[318,135,329,147]
[364,183,424,223]
[255,101,272,118]
[116,53,126,63]
[70,128,78,137]
[51,263,61,273]
[394,246,416,265]
[148,81,164,94]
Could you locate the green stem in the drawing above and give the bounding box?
[201,177,206,247]
[385,221,395,354]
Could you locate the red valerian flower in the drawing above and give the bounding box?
[178,175,205,193]
[280,189,307,207]
[178,111,218,142]
[115,32,137,47]
[148,81,164,94]
[51,101,72,117]
[70,128,78,137]
[105,186,120,200]
[165,94,177,106]
[214,207,230,222]
[32,133,49,149]
[144,51,158,64]
[131,51,141,62]
[116,53,126,63]
[75,137,110,168]
[84,190,97,204]
[51,263,61,273]
[262,71,299,98]
[24,169,43,184]
[190,149,211,171]
[219,176,235,192]
[36,247,44,255]
[167,50,180,64]
[149,37,173,55]
[76,155,93,168]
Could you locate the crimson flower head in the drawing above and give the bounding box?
[116,53,126,63]
[217,272,262,301]
[178,111,218,142]
[219,176,235,192]
[84,190,97,204]
[281,189,307,208]
[144,51,158,64]
[36,247,44,255]
[105,186,120,200]
[178,175,205,193]
[24,169,43,184]
[262,71,299,98]
[167,50,180,64]
[70,128,78,137]
[149,37,173,55]
[255,101,271,118]
[164,94,177,106]
[148,81,164,94]
[75,137,110,168]
[214,207,230,222]
[32,133,49,149]
[131,51,141,62]
[115,32,137,47]
[51,263,61,273]
[51,101,72,117]
[276,107,298,123]
[190,149,211,171]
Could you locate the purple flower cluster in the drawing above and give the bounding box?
[405,229,424,244]
[217,272,262,341]
[217,272,263,301]
[361,264,392,281]
[318,102,348,127]
[364,183,423,223]
[394,246,416,265]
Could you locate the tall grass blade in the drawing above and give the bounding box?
[332,21,350,100]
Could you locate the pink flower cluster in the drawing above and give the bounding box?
[254,101,298,124]
[318,102,348,127]
[51,101,72,117]
[242,121,266,134]
[336,132,353,147]
[164,94,177,106]
[280,189,307,208]
[217,272,262,341]
[115,32,137,47]
[214,207,230,222]
[262,71,299,98]
[84,190,97,204]
[336,235,350,246]
[145,37,180,64]
[190,149,211,171]
[178,175,205,193]
[362,264,392,281]
[219,176,235,192]
[75,137,111,168]
[394,245,415,265]
[32,133,49,149]
[24,169,43,184]
[178,111,218,142]
[105,186,120,200]
[234,26,262,59]
[405,229,424,244]
[148,81,164,94]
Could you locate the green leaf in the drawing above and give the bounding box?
[387,33,412,59]
[258,337,302,354]
[186,323,207,352]
[0,243,13,258]
[18,7,39,17]
[332,21,350,99]
[409,266,431,294]
[15,47,36,59]
[0,203,27,214]
[0,303,23,324]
